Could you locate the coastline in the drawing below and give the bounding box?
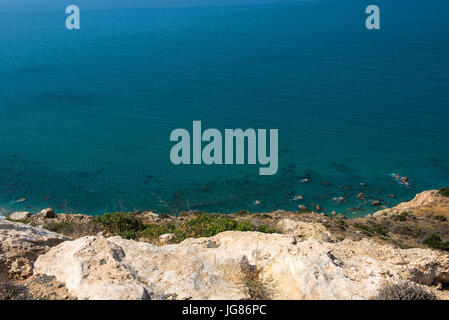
[1,188,449,300]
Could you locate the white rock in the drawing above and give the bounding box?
[34,230,449,300]
[374,190,439,217]
[159,233,176,245]
[277,219,335,242]
[0,219,70,279]
[38,208,56,219]
[9,211,32,220]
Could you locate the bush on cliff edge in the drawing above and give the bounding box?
[439,187,449,198]
[95,212,278,242]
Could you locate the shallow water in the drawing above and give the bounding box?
[1,0,449,216]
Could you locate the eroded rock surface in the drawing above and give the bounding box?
[34,230,449,300]
[0,220,70,279]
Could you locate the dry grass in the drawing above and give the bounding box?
[376,282,436,300]
[239,256,274,300]
[0,271,21,300]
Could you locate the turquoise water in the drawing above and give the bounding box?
[1,0,449,217]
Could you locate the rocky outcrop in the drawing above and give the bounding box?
[37,208,56,219]
[276,219,335,242]
[2,190,448,300]
[34,230,449,300]
[374,190,439,217]
[0,220,70,279]
[9,211,32,220]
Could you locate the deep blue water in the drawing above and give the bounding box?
[1,0,449,217]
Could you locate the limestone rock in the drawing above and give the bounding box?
[277,219,334,242]
[35,235,245,300]
[9,211,32,220]
[33,231,449,300]
[396,190,439,210]
[159,233,176,245]
[38,208,56,219]
[0,220,70,279]
[374,190,439,217]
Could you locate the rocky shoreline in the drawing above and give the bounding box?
[1,189,449,300]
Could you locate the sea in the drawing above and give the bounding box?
[1,0,449,217]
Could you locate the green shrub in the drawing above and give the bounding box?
[95,212,143,239]
[353,223,387,237]
[44,220,103,238]
[235,221,256,232]
[393,212,408,222]
[6,218,29,224]
[256,225,278,234]
[183,213,240,238]
[376,282,436,300]
[236,209,250,216]
[140,223,186,242]
[438,187,449,198]
[95,212,278,242]
[44,222,75,234]
[434,215,448,222]
[423,233,449,251]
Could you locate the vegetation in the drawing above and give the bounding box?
[353,222,387,237]
[393,212,408,222]
[423,233,449,251]
[6,218,29,224]
[44,221,103,238]
[95,212,278,242]
[439,187,449,198]
[376,282,436,300]
[93,212,143,239]
[239,256,274,300]
[0,272,21,301]
[434,215,448,222]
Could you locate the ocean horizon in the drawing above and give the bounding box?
[1,0,449,217]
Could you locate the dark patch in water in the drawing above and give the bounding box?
[430,158,449,174]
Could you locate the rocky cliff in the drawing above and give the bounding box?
[1,189,449,300]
